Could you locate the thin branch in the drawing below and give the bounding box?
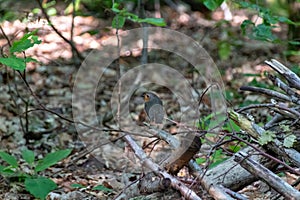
[35,0,83,62]
[237,103,300,119]
[239,86,293,103]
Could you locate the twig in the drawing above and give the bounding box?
[0,25,30,135]
[138,0,148,65]
[144,123,180,148]
[237,103,300,119]
[70,0,78,64]
[239,86,293,103]
[218,185,247,200]
[35,0,83,62]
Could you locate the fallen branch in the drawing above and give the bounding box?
[235,151,300,199]
[122,135,202,200]
[265,59,300,90]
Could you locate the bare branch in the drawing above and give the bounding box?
[123,135,202,200]
[239,86,292,102]
[265,59,300,90]
[235,151,300,199]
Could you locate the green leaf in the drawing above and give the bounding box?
[112,15,126,29]
[283,134,296,148]
[223,119,240,132]
[218,41,231,60]
[228,145,241,153]
[258,130,276,145]
[0,151,18,167]
[35,149,72,172]
[112,2,121,13]
[196,157,206,164]
[276,16,294,25]
[289,40,300,45]
[0,56,26,70]
[209,149,227,168]
[0,165,16,176]
[138,18,166,26]
[252,24,277,42]
[47,7,57,16]
[22,149,35,165]
[10,30,41,53]
[71,183,86,188]
[25,177,57,200]
[241,20,254,35]
[203,0,224,11]
[25,57,38,63]
[92,185,114,193]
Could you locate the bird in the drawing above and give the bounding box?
[142,92,164,124]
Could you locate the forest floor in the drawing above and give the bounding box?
[0,2,297,200]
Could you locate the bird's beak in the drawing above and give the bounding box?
[142,93,150,102]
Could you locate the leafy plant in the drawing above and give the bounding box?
[0,30,41,71]
[196,149,231,167]
[238,1,295,42]
[258,130,276,145]
[32,0,57,16]
[280,124,297,148]
[111,3,166,29]
[0,149,72,200]
[284,134,297,148]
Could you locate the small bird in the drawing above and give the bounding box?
[142,92,164,124]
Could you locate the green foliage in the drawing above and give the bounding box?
[111,3,166,28]
[290,64,300,76]
[10,30,41,53]
[93,184,114,193]
[0,151,18,167]
[0,149,72,200]
[238,1,295,42]
[25,177,57,200]
[202,0,225,11]
[209,149,228,168]
[35,149,72,172]
[31,1,58,16]
[196,145,230,168]
[198,111,227,130]
[228,144,241,153]
[280,124,297,148]
[71,183,114,193]
[196,157,206,165]
[0,30,41,71]
[248,78,273,89]
[43,0,57,16]
[284,134,296,148]
[258,130,276,145]
[22,149,35,166]
[223,119,240,132]
[71,183,86,188]
[218,41,231,60]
